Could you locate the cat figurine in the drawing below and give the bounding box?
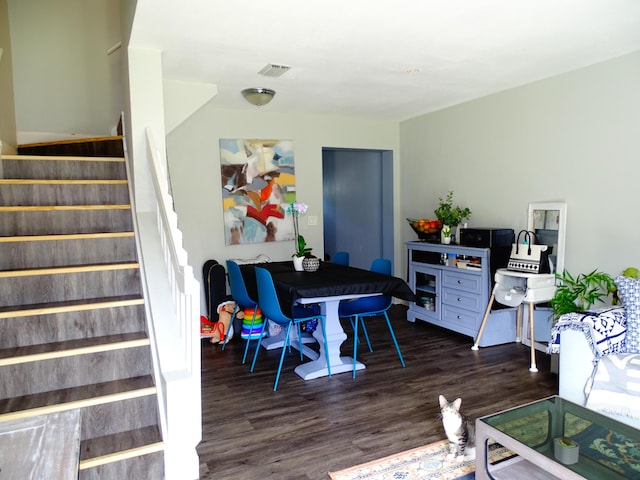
[439,394,476,461]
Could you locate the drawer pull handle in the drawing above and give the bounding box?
[457,315,462,319]
[457,298,462,302]
[457,280,462,284]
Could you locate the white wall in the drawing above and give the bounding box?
[166,105,399,310]
[0,0,16,153]
[400,51,640,278]
[8,0,123,143]
[167,52,639,315]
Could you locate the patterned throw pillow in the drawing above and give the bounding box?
[615,276,640,353]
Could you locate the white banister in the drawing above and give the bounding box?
[128,127,202,480]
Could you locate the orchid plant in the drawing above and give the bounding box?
[287,201,313,257]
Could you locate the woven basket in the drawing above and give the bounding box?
[302,257,320,272]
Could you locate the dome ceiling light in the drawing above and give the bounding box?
[241,88,276,106]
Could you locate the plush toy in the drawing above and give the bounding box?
[209,300,244,344]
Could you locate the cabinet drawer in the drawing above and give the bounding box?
[442,304,482,328]
[442,270,481,293]
[442,288,483,311]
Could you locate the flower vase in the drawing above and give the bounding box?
[293,256,304,271]
[441,225,452,244]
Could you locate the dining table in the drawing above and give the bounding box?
[239,260,415,380]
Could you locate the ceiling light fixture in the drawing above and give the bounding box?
[241,88,276,106]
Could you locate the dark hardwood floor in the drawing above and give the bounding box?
[198,305,558,480]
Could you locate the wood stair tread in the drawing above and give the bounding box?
[0,231,135,242]
[2,154,125,162]
[0,179,128,185]
[0,205,131,211]
[0,375,156,421]
[0,262,140,277]
[0,295,144,319]
[79,425,163,469]
[17,135,123,149]
[0,332,149,365]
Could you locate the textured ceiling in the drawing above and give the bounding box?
[130,0,640,121]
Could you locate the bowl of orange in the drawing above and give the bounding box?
[407,218,443,242]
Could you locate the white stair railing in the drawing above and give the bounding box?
[132,128,201,480]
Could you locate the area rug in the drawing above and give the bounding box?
[328,440,513,480]
[572,423,640,479]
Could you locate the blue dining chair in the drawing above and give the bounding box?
[332,251,350,266]
[338,258,405,377]
[225,260,261,363]
[251,267,331,390]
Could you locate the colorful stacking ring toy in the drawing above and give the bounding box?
[241,307,266,339]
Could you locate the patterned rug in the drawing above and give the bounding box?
[572,423,640,479]
[328,440,513,480]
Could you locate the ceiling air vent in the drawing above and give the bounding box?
[258,63,291,77]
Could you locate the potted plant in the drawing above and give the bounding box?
[434,191,471,242]
[441,225,452,244]
[553,436,580,464]
[549,269,616,322]
[287,201,313,271]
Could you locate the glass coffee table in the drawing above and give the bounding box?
[476,395,640,479]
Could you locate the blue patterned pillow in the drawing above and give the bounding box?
[615,276,640,353]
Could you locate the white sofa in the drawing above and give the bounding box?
[553,306,640,429]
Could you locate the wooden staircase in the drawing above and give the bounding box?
[0,142,164,478]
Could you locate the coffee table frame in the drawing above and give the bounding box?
[476,395,637,480]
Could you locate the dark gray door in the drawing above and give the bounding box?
[322,148,393,270]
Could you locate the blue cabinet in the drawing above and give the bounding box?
[407,241,516,347]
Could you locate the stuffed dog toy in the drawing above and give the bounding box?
[207,300,244,344]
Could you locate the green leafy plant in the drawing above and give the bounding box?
[434,191,471,227]
[557,436,577,447]
[549,269,616,321]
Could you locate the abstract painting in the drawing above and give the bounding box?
[219,139,296,245]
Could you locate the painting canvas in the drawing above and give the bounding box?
[220,139,296,245]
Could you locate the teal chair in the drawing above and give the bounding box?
[339,258,405,377]
[251,267,331,390]
[332,251,349,266]
[225,260,261,363]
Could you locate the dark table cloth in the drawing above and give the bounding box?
[240,261,415,316]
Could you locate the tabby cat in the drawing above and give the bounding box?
[438,394,476,461]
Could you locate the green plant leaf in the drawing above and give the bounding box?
[551,268,615,321]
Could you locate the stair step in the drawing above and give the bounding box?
[0,231,135,242]
[0,204,131,212]
[0,266,142,307]
[2,340,153,399]
[2,154,125,162]
[0,179,130,207]
[0,262,139,277]
[0,233,137,270]
[79,426,163,470]
[0,376,157,422]
[0,179,128,184]
[0,295,144,319]
[0,208,133,236]
[0,302,147,348]
[1,155,127,180]
[0,332,149,367]
[16,136,124,158]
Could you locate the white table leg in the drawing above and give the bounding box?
[294,298,365,380]
[261,328,317,359]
